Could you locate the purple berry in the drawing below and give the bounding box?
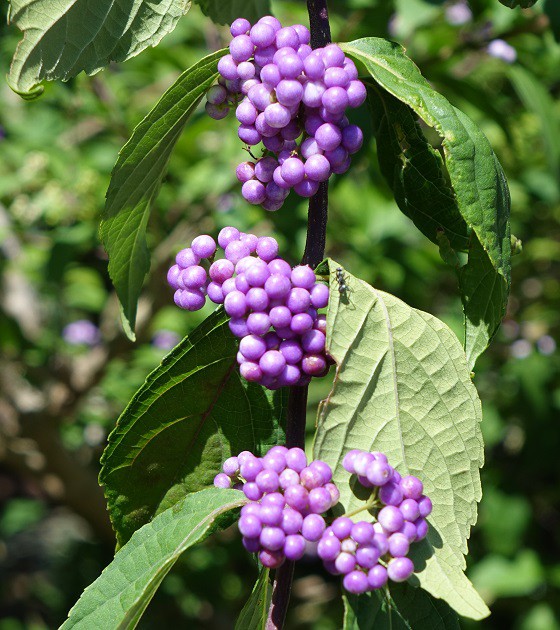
[214,473,232,488]
[356,545,380,569]
[259,350,286,377]
[225,240,251,264]
[231,18,251,37]
[222,456,239,476]
[284,534,306,560]
[351,521,375,545]
[256,237,279,262]
[260,63,282,87]
[418,496,432,517]
[239,514,263,538]
[285,447,307,472]
[240,362,263,383]
[388,532,410,558]
[250,22,276,47]
[379,481,404,506]
[259,549,284,568]
[347,80,367,108]
[218,226,240,248]
[284,484,309,511]
[334,552,356,574]
[400,475,424,500]
[229,317,249,338]
[317,533,341,561]
[343,571,369,594]
[282,507,303,534]
[322,86,349,114]
[378,505,404,533]
[387,557,414,582]
[322,44,346,68]
[366,460,393,486]
[260,504,283,526]
[415,518,429,541]
[315,123,342,151]
[218,55,239,80]
[308,487,333,514]
[176,247,199,268]
[400,499,420,522]
[256,469,280,493]
[367,565,388,589]
[301,514,326,542]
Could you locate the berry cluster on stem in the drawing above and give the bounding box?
[214,447,339,568]
[167,227,330,389]
[205,15,366,211]
[320,449,432,594]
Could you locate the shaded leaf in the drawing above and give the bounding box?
[544,0,560,41]
[498,0,539,7]
[344,583,460,629]
[314,260,488,620]
[235,569,272,630]
[348,38,511,368]
[62,488,245,629]
[195,0,271,24]
[7,0,191,98]
[100,50,226,338]
[100,308,286,547]
[508,65,560,176]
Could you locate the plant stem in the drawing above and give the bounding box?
[266,3,332,629]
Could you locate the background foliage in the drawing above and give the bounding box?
[1,1,559,628]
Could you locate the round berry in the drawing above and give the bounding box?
[343,571,369,594]
[301,514,326,542]
[367,565,388,589]
[387,557,414,582]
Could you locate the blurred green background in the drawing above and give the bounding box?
[1,1,559,627]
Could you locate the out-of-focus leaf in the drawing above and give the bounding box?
[235,569,271,630]
[100,50,225,339]
[509,65,560,176]
[195,0,271,24]
[470,550,545,604]
[314,260,488,620]
[100,309,286,547]
[62,488,246,629]
[544,0,560,41]
[344,583,460,629]
[7,0,191,99]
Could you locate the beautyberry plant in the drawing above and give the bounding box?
[6,1,516,628]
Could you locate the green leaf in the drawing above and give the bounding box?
[498,0,539,7]
[344,583,460,629]
[62,488,246,629]
[544,0,560,41]
[459,233,509,370]
[100,308,286,547]
[314,260,488,620]
[367,85,469,253]
[7,0,191,98]
[347,38,511,368]
[194,0,271,24]
[508,65,560,176]
[99,50,226,339]
[235,569,272,630]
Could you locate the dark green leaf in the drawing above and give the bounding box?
[367,84,469,252]
[62,488,246,629]
[100,308,286,547]
[343,584,460,629]
[100,49,226,339]
[235,569,272,630]
[195,0,271,24]
[544,0,560,41]
[7,0,191,98]
[314,260,488,620]
[498,0,539,7]
[346,38,511,368]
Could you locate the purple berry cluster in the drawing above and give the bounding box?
[214,446,340,568]
[204,15,366,211]
[316,449,432,594]
[167,226,330,389]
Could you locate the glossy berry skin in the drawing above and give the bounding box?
[204,18,366,211]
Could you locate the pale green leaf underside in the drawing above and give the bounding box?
[62,488,246,629]
[7,0,191,98]
[235,569,272,630]
[344,38,511,369]
[314,260,488,620]
[100,49,226,337]
[344,583,460,629]
[100,309,286,547]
